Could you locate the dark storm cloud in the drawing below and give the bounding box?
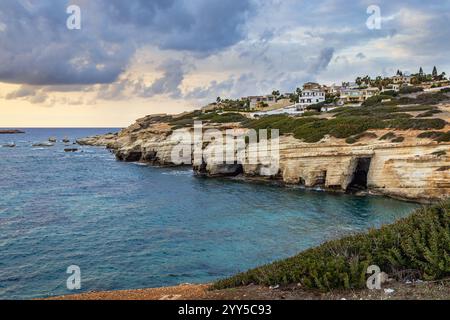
[309,47,335,74]
[0,0,254,86]
[138,60,186,98]
[1,0,450,103]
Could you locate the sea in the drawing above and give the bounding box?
[0,128,418,299]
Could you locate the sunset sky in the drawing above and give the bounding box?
[1,0,449,127]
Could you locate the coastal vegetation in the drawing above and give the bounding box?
[379,132,397,141]
[245,103,446,143]
[399,86,424,94]
[214,201,450,291]
[166,91,448,144]
[417,131,450,142]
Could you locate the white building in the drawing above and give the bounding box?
[296,89,326,110]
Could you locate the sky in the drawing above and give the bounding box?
[1,0,450,127]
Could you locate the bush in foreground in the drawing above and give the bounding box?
[213,201,450,291]
[418,131,450,142]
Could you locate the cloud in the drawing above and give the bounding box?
[2,0,450,109]
[137,60,186,98]
[0,0,253,86]
[5,85,50,104]
[309,47,335,74]
[356,52,366,59]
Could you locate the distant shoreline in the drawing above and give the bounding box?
[0,129,25,134]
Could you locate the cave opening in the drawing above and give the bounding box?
[313,170,327,187]
[347,157,372,192]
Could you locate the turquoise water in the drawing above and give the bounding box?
[0,129,418,299]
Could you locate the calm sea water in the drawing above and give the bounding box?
[0,128,418,299]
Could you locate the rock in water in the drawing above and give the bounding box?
[0,130,25,134]
[2,143,16,148]
[64,148,78,152]
[32,142,54,147]
[48,137,57,143]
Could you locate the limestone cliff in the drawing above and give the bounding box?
[77,113,450,203]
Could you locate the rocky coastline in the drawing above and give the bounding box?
[77,110,450,203]
[0,129,25,134]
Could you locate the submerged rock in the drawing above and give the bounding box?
[32,142,54,147]
[64,148,78,152]
[2,143,16,148]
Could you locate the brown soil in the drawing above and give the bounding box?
[47,280,450,301]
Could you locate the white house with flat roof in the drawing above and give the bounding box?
[296,89,326,110]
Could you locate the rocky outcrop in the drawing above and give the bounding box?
[79,115,450,203]
[0,129,25,134]
[76,133,118,147]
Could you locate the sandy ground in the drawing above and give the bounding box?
[47,280,450,301]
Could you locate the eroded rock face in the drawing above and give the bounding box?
[79,116,450,203]
[76,133,118,147]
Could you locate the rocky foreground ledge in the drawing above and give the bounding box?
[47,281,450,300]
[77,108,450,203]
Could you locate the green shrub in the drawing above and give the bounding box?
[198,112,247,123]
[436,132,450,142]
[246,115,319,135]
[379,132,396,140]
[293,116,384,143]
[399,86,424,94]
[400,105,436,112]
[302,111,321,117]
[418,131,450,142]
[332,105,432,119]
[327,107,351,114]
[170,118,195,129]
[213,201,450,291]
[432,151,447,157]
[382,93,448,106]
[386,118,446,130]
[306,102,325,112]
[418,131,443,139]
[415,92,449,105]
[245,106,446,144]
[362,95,393,107]
[416,109,443,118]
[346,132,378,144]
[382,90,398,97]
[391,137,405,143]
